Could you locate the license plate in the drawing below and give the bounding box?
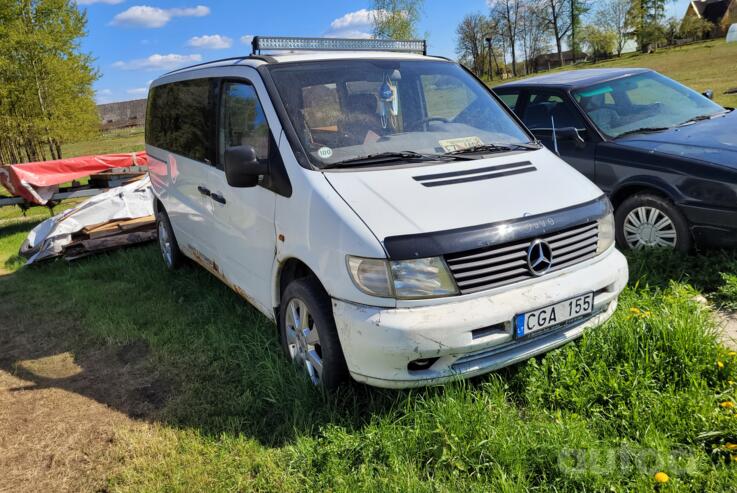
[515,292,594,338]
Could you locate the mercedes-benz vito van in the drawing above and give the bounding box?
[146,37,628,389]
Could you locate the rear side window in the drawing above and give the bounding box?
[146,79,215,163]
[522,91,586,130]
[219,82,269,164]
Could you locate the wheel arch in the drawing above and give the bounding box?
[609,177,682,209]
[272,257,325,320]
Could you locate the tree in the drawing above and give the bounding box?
[569,0,590,62]
[595,0,630,56]
[370,0,424,40]
[540,0,572,67]
[490,0,522,77]
[456,13,489,77]
[0,0,98,164]
[680,15,714,40]
[628,0,668,52]
[580,24,616,61]
[518,0,549,74]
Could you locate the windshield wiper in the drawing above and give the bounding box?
[679,111,728,126]
[615,127,671,138]
[323,150,472,169]
[442,142,541,156]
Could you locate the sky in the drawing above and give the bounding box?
[82,0,694,104]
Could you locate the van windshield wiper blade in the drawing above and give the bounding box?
[442,142,541,156]
[323,150,470,168]
[615,127,671,138]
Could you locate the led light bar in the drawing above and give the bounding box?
[251,36,427,55]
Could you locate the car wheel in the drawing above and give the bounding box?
[279,277,348,390]
[615,194,692,253]
[157,208,183,270]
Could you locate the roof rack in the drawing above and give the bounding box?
[251,36,427,56]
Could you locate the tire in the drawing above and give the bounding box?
[157,208,184,270]
[279,277,348,390]
[614,193,692,253]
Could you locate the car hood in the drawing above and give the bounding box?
[323,148,603,242]
[615,109,737,168]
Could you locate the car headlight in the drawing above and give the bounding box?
[346,256,459,299]
[597,212,615,254]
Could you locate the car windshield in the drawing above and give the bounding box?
[572,71,724,139]
[267,59,532,167]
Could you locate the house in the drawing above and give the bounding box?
[97,99,147,131]
[532,50,589,73]
[684,0,737,37]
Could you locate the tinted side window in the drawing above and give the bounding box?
[497,92,520,112]
[523,92,586,130]
[145,79,215,163]
[219,82,269,164]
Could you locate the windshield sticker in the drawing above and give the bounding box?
[317,147,333,159]
[439,136,483,152]
[578,86,614,98]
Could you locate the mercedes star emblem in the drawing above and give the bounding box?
[527,239,553,276]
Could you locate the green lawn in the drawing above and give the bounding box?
[491,40,737,109]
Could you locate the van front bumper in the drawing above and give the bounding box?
[332,248,628,389]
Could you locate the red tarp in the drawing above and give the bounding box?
[0,152,148,205]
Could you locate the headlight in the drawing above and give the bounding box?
[346,256,459,299]
[597,212,615,254]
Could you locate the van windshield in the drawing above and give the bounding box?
[267,59,532,168]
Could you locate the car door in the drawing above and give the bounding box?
[148,79,219,263]
[518,89,598,181]
[207,77,277,312]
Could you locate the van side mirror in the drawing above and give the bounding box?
[555,127,586,149]
[702,89,714,100]
[224,145,268,188]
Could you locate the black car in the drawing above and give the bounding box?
[495,68,737,253]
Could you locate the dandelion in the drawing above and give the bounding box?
[654,472,669,483]
[718,361,725,369]
[729,351,737,357]
[720,401,735,409]
[729,381,736,386]
[629,307,641,315]
[725,443,737,451]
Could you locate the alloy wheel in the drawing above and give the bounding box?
[285,298,323,385]
[158,221,173,267]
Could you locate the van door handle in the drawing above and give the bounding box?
[211,193,227,205]
[197,185,211,197]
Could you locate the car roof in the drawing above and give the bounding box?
[155,51,448,81]
[496,68,653,90]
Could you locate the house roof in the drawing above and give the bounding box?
[690,0,732,22]
[496,68,652,90]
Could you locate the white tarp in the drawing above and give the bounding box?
[20,176,154,264]
[728,24,737,43]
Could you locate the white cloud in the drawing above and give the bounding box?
[126,87,149,96]
[112,53,202,70]
[326,9,377,38]
[240,34,254,45]
[187,34,232,49]
[78,0,124,4]
[111,5,210,28]
[97,88,113,95]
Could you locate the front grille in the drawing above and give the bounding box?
[444,221,599,294]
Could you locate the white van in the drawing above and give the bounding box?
[146,37,628,389]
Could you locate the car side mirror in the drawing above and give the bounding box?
[224,145,268,188]
[703,89,714,100]
[555,127,587,150]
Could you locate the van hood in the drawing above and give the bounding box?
[615,109,737,168]
[324,148,603,243]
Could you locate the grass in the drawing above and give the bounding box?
[491,39,737,109]
[1,241,736,491]
[62,126,145,158]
